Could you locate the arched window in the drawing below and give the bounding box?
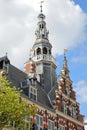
[37,48,41,55]
[43,47,47,54]
[39,24,44,29]
[39,24,41,29]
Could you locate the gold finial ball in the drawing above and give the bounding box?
[0,70,6,76]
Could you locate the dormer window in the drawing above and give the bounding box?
[0,56,10,74]
[29,86,37,101]
[20,78,30,88]
[20,80,28,88]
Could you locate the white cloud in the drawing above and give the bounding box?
[74,80,87,103]
[46,0,87,55]
[0,0,87,68]
[84,119,87,130]
[71,56,87,63]
[85,126,87,130]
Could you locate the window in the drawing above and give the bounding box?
[37,48,41,55]
[67,108,71,116]
[29,86,37,101]
[62,101,67,114]
[72,107,76,119]
[39,24,44,29]
[65,87,72,98]
[39,24,41,29]
[12,116,30,130]
[20,116,30,130]
[43,47,47,54]
[20,80,27,88]
[48,120,54,130]
[36,115,43,130]
[65,87,69,96]
[30,78,36,86]
[70,91,72,98]
[58,125,65,130]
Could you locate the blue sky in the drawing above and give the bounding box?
[56,0,87,125]
[0,0,87,128]
[68,0,87,120]
[73,0,87,13]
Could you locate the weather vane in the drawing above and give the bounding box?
[40,0,44,13]
[64,49,68,57]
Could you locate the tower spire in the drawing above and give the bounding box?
[64,49,68,68]
[35,0,49,40]
[61,49,70,78]
[6,52,8,58]
[40,1,44,13]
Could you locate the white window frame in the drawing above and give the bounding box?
[12,116,30,130]
[66,87,69,96]
[48,119,54,130]
[58,125,65,130]
[20,80,27,88]
[36,114,43,130]
[29,86,37,101]
[19,116,30,130]
[72,107,77,119]
[62,101,67,114]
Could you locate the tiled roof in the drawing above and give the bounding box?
[0,55,56,110]
[7,64,27,87]
[6,63,54,110]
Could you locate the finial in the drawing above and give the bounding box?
[6,52,8,57]
[40,0,44,13]
[64,49,68,59]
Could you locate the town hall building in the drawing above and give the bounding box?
[0,4,84,130]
